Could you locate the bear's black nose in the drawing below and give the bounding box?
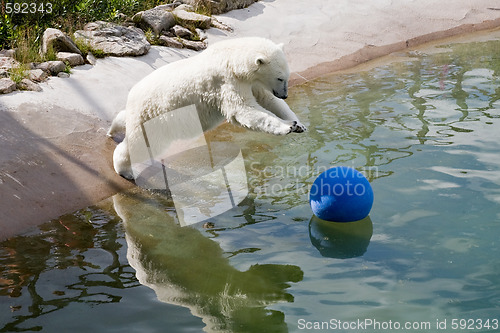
[273,90,287,99]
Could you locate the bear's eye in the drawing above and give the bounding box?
[277,78,284,82]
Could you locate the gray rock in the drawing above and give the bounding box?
[0,69,8,78]
[210,17,233,32]
[0,78,16,94]
[195,28,207,41]
[28,69,48,82]
[0,56,19,70]
[158,36,184,48]
[57,72,70,78]
[56,52,85,66]
[173,6,211,29]
[18,78,42,92]
[37,61,66,76]
[87,52,98,65]
[179,38,206,51]
[181,0,257,14]
[0,49,16,57]
[134,6,176,36]
[41,28,82,56]
[74,21,151,57]
[172,25,193,39]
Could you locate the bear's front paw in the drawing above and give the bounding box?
[292,121,307,133]
[289,121,307,134]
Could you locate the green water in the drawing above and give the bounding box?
[2,34,500,332]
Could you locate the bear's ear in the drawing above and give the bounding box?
[255,56,268,66]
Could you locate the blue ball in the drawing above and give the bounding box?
[309,166,374,222]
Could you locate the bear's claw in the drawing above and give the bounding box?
[289,121,307,133]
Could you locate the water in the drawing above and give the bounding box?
[2,32,500,332]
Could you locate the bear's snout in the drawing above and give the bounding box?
[273,90,288,99]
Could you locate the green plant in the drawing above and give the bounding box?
[90,47,106,58]
[63,64,72,74]
[0,14,15,49]
[144,28,159,44]
[75,37,91,56]
[191,0,213,16]
[8,64,30,84]
[12,27,44,64]
[44,45,58,61]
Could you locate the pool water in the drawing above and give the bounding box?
[2,32,500,332]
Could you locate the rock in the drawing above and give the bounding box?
[56,52,85,66]
[195,28,207,41]
[181,0,257,14]
[179,38,206,51]
[0,69,8,78]
[0,56,19,70]
[0,49,16,57]
[37,61,66,76]
[173,6,211,29]
[18,78,42,92]
[41,28,82,56]
[172,25,193,39]
[158,36,184,48]
[28,69,48,82]
[211,17,233,32]
[86,52,97,65]
[133,6,176,36]
[0,78,16,94]
[74,21,150,57]
[57,72,70,78]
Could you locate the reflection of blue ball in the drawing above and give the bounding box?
[309,166,374,222]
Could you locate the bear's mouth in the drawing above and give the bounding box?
[273,90,288,99]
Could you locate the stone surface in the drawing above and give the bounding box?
[182,0,257,14]
[86,52,98,65]
[195,28,208,41]
[0,49,16,57]
[57,52,85,66]
[18,79,42,92]
[0,78,16,94]
[158,36,184,48]
[179,38,206,51]
[57,72,70,78]
[133,6,176,36]
[41,28,82,56]
[0,56,19,70]
[173,6,211,29]
[74,21,151,57]
[0,69,8,78]
[172,25,193,38]
[37,61,66,76]
[28,69,48,82]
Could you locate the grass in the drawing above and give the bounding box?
[74,37,107,58]
[12,27,45,64]
[8,64,30,84]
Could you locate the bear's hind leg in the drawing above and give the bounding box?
[113,138,134,180]
[107,110,126,138]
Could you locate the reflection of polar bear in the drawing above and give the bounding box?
[112,189,303,332]
[108,37,307,179]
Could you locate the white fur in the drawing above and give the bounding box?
[108,37,306,179]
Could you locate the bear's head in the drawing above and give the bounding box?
[211,38,291,99]
[253,44,290,99]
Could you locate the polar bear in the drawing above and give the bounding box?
[107,37,306,179]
